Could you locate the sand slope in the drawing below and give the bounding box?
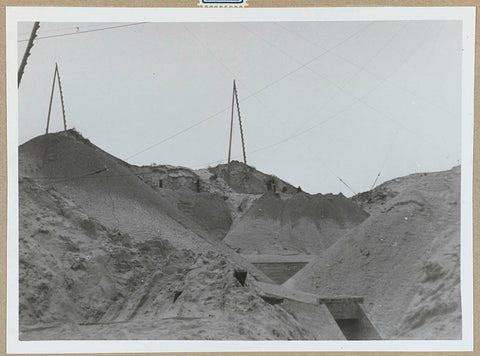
[19,176,312,340]
[288,166,461,338]
[19,131,277,287]
[18,130,462,340]
[19,131,271,278]
[20,131,210,250]
[224,191,368,254]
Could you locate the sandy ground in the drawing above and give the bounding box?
[224,191,368,254]
[18,130,462,340]
[288,167,461,339]
[18,131,310,340]
[19,177,312,340]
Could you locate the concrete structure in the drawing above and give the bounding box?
[323,299,381,340]
[254,281,381,340]
[281,300,346,340]
[242,254,314,284]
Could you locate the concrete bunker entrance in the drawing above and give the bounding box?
[253,281,381,340]
[323,299,381,340]
[335,318,364,340]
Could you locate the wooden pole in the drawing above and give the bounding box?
[234,83,247,164]
[56,64,67,131]
[227,80,235,164]
[18,22,40,88]
[45,64,58,134]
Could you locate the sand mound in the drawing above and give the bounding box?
[132,161,282,229]
[19,130,210,250]
[19,175,176,328]
[131,165,233,240]
[18,130,462,340]
[208,161,296,195]
[19,130,235,243]
[19,176,313,340]
[19,131,274,282]
[223,191,368,254]
[288,166,461,339]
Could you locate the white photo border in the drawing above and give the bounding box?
[6,6,476,354]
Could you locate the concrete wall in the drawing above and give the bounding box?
[355,303,382,340]
[281,300,346,340]
[133,166,199,192]
[325,302,381,340]
[323,299,362,319]
[252,262,308,284]
[254,280,381,340]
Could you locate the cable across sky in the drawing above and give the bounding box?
[18,20,461,195]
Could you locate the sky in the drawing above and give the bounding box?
[17,20,462,196]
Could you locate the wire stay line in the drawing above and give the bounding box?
[275,21,456,118]
[18,22,147,42]
[194,100,358,169]
[272,22,451,158]
[18,23,122,37]
[125,22,374,161]
[237,22,424,193]
[191,21,447,194]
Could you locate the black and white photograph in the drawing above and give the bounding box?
[6,6,475,353]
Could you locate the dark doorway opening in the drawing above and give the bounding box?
[335,318,364,340]
[233,269,247,286]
